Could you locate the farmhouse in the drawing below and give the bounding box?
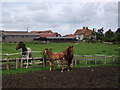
[2,31,39,43]
[74,27,93,40]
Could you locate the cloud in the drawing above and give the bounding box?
[1,1,118,35]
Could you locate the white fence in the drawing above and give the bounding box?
[0,51,45,70]
[0,51,119,70]
[73,55,119,66]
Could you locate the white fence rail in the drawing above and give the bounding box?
[0,51,119,70]
[73,55,119,66]
[0,51,45,70]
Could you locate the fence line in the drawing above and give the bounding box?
[0,51,44,70]
[0,51,119,70]
[0,51,43,56]
[73,55,118,67]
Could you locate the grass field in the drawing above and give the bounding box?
[2,42,119,58]
[1,42,119,75]
[2,64,118,75]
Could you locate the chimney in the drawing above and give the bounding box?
[86,27,88,30]
[83,27,85,29]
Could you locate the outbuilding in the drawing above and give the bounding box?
[2,31,39,43]
[34,37,77,43]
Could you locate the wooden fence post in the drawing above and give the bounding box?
[94,56,96,64]
[15,58,19,69]
[85,56,87,65]
[104,56,107,64]
[18,58,20,68]
[112,56,115,62]
[20,58,23,68]
[6,55,9,70]
[75,59,77,67]
[43,57,45,66]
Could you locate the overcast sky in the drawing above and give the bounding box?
[1,0,119,35]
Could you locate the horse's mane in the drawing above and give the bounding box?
[19,42,26,47]
[23,44,26,47]
[45,48,52,54]
[19,42,27,51]
[63,46,73,56]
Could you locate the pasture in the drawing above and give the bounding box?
[2,42,119,58]
[1,42,119,74]
[1,42,120,88]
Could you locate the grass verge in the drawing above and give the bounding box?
[2,63,119,75]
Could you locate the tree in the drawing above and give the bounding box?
[116,28,120,33]
[98,27,104,34]
[104,29,114,42]
[112,28,120,44]
[96,27,104,41]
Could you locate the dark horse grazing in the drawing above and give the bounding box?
[16,42,32,62]
[44,48,65,72]
[63,45,74,71]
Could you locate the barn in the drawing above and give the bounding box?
[2,31,39,43]
[34,37,77,43]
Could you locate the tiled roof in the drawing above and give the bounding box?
[31,30,61,37]
[63,34,75,37]
[39,33,56,37]
[84,30,93,36]
[2,32,39,36]
[31,30,53,33]
[74,27,93,36]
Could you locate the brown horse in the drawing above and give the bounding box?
[44,48,65,72]
[63,45,74,71]
[16,42,32,62]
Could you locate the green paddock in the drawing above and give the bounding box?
[1,42,120,75]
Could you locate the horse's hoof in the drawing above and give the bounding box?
[61,71,63,73]
[68,69,70,71]
[49,70,52,72]
[68,69,71,71]
[53,68,56,71]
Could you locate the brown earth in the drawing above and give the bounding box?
[2,66,120,89]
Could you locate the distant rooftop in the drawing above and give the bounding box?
[2,31,39,36]
[46,37,76,39]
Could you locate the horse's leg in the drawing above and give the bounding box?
[49,60,54,71]
[68,59,72,71]
[30,53,34,65]
[52,60,55,71]
[29,53,32,63]
[61,60,64,72]
[49,61,52,71]
[57,60,60,67]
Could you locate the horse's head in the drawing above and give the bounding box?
[64,45,74,56]
[16,42,25,50]
[44,48,51,55]
[68,45,74,51]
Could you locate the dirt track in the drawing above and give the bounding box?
[2,66,120,89]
